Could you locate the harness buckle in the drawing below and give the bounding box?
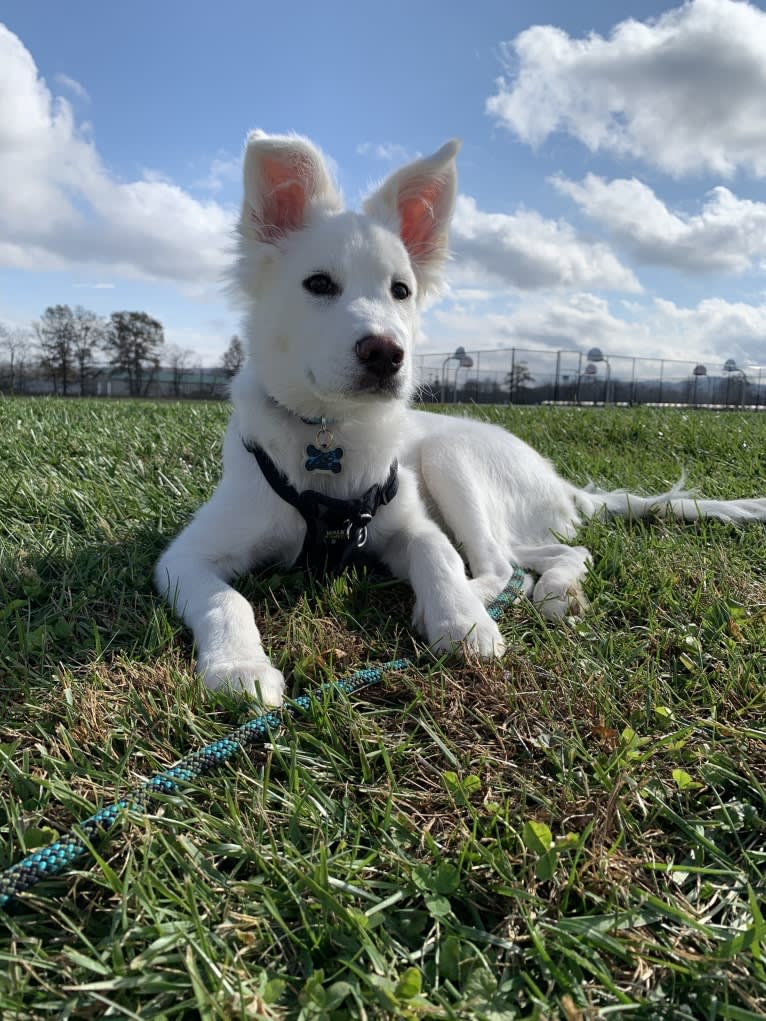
[346,512,373,548]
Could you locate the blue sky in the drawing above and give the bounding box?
[2,0,766,380]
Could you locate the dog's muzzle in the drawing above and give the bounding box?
[355,335,404,380]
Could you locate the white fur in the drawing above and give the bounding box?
[156,134,766,706]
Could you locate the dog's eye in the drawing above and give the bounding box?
[303,273,340,297]
[391,281,410,301]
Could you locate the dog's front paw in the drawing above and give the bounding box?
[418,602,506,660]
[198,659,286,706]
[533,574,590,620]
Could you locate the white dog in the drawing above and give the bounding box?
[156,133,766,706]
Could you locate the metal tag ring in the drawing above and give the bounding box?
[316,417,334,451]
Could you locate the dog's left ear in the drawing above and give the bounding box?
[364,140,460,292]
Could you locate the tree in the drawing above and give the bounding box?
[505,362,534,399]
[35,305,79,395]
[0,322,10,390]
[221,334,245,377]
[71,306,106,395]
[0,324,19,392]
[165,344,195,397]
[0,326,34,393]
[104,311,164,396]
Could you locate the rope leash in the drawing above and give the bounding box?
[0,566,525,910]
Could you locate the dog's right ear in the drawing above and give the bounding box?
[240,132,343,243]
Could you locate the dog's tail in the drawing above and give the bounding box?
[573,475,766,525]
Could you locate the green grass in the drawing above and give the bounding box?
[1,396,765,1020]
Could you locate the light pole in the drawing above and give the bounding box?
[441,346,467,403]
[723,358,746,407]
[692,364,707,408]
[453,354,474,403]
[586,347,611,404]
[579,361,598,402]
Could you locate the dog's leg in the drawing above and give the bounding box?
[415,443,518,603]
[513,543,592,620]
[383,523,507,657]
[376,475,507,658]
[155,485,292,705]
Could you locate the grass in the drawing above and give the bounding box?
[0,396,765,1020]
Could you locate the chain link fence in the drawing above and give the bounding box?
[3,349,765,409]
[0,365,231,400]
[415,347,766,410]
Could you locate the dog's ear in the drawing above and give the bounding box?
[364,140,460,291]
[240,132,343,243]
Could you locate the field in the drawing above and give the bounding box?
[0,396,765,1020]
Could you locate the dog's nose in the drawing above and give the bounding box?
[355,335,404,378]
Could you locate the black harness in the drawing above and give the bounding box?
[244,439,399,574]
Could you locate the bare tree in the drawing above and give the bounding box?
[2,327,34,393]
[103,311,165,396]
[72,306,106,396]
[165,344,195,397]
[0,322,9,391]
[35,305,77,395]
[221,334,245,377]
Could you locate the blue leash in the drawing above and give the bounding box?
[0,566,525,910]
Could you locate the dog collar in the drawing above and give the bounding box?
[243,438,398,574]
[266,397,344,473]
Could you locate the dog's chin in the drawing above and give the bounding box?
[305,369,405,399]
[300,370,408,413]
[348,373,407,400]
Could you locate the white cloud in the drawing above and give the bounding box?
[193,155,240,193]
[0,25,235,288]
[487,0,766,178]
[449,287,495,303]
[424,292,766,369]
[431,292,636,353]
[450,194,641,292]
[54,72,90,103]
[552,175,766,274]
[651,296,766,366]
[164,323,232,365]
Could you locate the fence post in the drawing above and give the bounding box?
[440,356,449,404]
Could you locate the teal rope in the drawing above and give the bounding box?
[0,565,525,909]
